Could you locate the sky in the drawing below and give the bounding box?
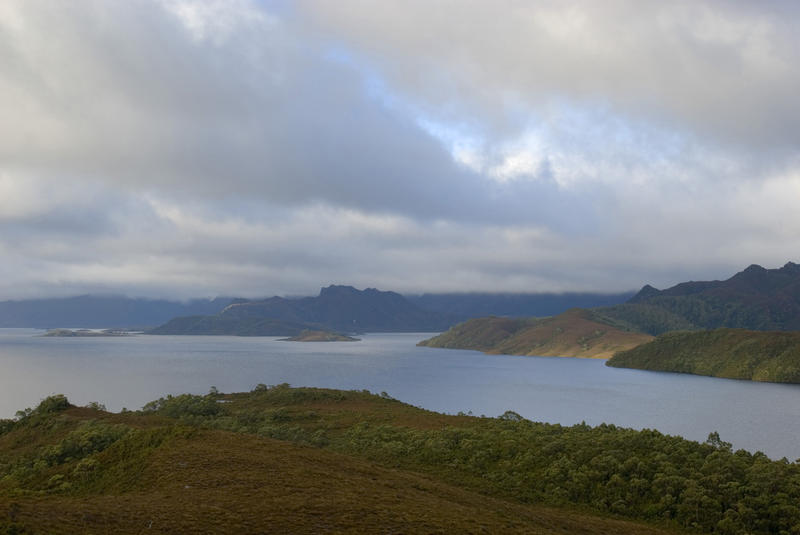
[1,0,799,299]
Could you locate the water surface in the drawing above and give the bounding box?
[1,330,799,460]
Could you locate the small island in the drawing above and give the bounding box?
[42,329,131,337]
[279,329,360,342]
[607,328,800,383]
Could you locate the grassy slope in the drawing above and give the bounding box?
[0,392,683,535]
[419,309,653,358]
[607,328,800,383]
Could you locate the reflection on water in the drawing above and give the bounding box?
[1,329,799,460]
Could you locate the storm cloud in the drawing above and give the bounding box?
[0,0,798,299]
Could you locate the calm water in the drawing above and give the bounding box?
[1,329,799,460]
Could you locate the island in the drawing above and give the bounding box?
[418,308,653,358]
[279,329,359,342]
[42,329,131,337]
[606,328,800,384]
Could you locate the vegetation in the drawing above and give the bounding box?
[593,303,701,336]
[607,328,800,383]
[1,387,800,532]
[419,308,653,358]
[1,390,685,535]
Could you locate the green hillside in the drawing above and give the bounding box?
[419,309,653,358]
[607,328,800,383]
[2,386,800,534]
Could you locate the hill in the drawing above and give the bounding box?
[408,291,634,319]
[418,308,653,358]
[607,328,800,383]
[0,295,233,329]
[152,285,455,335]
[596,262,800,335]
[148,315,323,336]
[2,386,798,534]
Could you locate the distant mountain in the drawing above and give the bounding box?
[595,262,800,335]
[607,328,800,384]
[151,285,455,335]
[418,308,653,359]
[408,291,634,320]
[0,295,233,329]
[147,316,322,336]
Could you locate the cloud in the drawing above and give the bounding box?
[301,1,800,150]
[0,1,798,299]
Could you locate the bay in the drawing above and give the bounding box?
[1,329,799,460]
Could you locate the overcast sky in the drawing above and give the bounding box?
[1,0,799,299]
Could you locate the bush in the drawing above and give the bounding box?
[141,394,224,420]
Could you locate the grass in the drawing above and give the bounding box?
[420,308,653,358]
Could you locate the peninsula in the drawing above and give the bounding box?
[418,308,653,358]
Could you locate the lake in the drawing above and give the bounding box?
[1,329,799,460]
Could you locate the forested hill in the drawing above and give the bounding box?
[408,291,634,319]
[594,262,800,335]
[152,285,455,335]
[2,386,798,534]
[418,308,653,358]
[607,328,800,383]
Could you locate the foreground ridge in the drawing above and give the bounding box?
[1,386,798,534]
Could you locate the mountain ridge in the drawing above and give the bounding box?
[0,295,233,329]
[599,261,800,334]
[151,285,456,335]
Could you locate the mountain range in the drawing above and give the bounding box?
[2,263,798,337]
[151,285,456,335]
[0,289,631,331]
[419,262,800,363]
[595,262,800,335]
[0,295,233,329]
[407,291,633,319]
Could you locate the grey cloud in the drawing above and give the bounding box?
[0,1,799,299]
[0,2,504,222]
[300,1,800,153]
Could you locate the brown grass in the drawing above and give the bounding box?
[421,309,653,358]
[1,428,677,534]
